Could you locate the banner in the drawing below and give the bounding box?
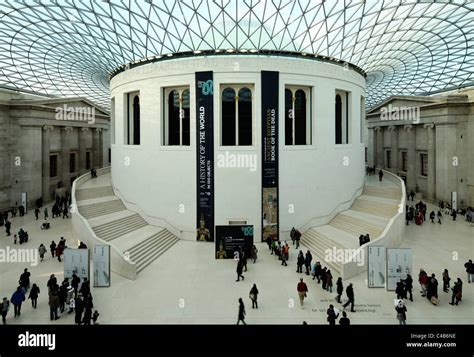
[215,225,254,260]
[196,71,214,242]
[93,245,110,287]
[63,248,89,281]
[386,248,412,291]
[261,71,279,242]
[367,246,385,288]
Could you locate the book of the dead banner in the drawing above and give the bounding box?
[196,71,214,242]
[261,71,279,242]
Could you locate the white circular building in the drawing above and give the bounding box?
[109,51,366,243]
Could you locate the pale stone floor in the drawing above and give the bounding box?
[0,201,472,325]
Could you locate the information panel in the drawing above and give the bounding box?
[93,245,110,287]
[367,246,386,288]
[386,248,412,291]
[261,71,279,242]
[195,71,214,242]
[215,225,254,260]
[64,248,89,281]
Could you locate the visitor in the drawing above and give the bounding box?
[449,278,463,306]
[55,243,64,262]
[249,284,259,309]
[336,277,344,303]
[270,239,277,255]
[34,207,40,220]
[437,210,443,224]
[48,284,60,321]
[404,274,413,301]
[1,297,9,324]
[339,311,350,325]
[5,219,11,236]
[46,274,57,290]
[236,298,246,325]
[405,211,410,226]
[251,245,258,263]
[451,209,457,221]
[442,269,451,293]
[464,260,474,283]
[62,206,69,219]
[294,229,301,249]
[326,304,338,325]
[59,279,69,313]
[240,248,247,272]
[409,190,415,201]
[365,234,370,244]
[378,169,383,181]
[342,283,355,312]
[429,211,435,223]
[71,273,80,297]
[313,261,322,282]
[38,244,47,262]
[74,295,84,325]
[395,300,407,325]
[304,250,312,275]
[92,310,100,325]
[50,241,56,258]
[326,270,333,293]
[10,286,25,317]
[395,280,405,300]
[359,234,365,245]
[265,236,272,251]
[236,260,244,282]
[296,251,304,273]
[427,274,439,304]
[281,244,288,266]
[418,269,428,297]
[19,268,31,292]
[297,278,308,308]
[79,278,90,297]
[321,267,328,290]
[83,303,92,325]
[44,207,48,220]
[28,284,40,309]
[13,234,17,244]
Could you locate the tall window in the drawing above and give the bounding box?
[111,97,115,145]
[285,86,311,145]
[360,96,365,143]
[421,153,428,176]
[125,91,140,145]
[402,151,407,172]
[70,152,77,173]
[86,151,91,170]
[386,150,391,169]
[164,87,190,146]
[50,154,58,178]
[221,85,253,146]
[335,90,350,144]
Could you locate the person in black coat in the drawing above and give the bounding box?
[326,304,338,325]
[321,268,328,290]
[28,284,40,308]
[339,311,350,325]
[19,269,31,292]
[71,274,80,298]
[336,277,344,303]
[79,278,90,297]
[395,301,407,325]
[236,260,244,282]
[58,279,69,313]
[296,251,304,273]
[404,274,413,301]
[395,281,405,300]
[304,251,312,275]
[74,296,84,325]
[342,283,355,312]
[49,241,56,258]
[429,211,435,223]
[5,220,11,236]
[236,298,246,325]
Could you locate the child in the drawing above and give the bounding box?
[92,310,100,325]
[13,234,17,244]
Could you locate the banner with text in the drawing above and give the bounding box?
[196,71,214,242]
[261,71,279,242]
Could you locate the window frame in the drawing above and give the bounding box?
[284,85,312,146]
[163,86,191,146]
[420,153,428,176]
[49,153,59,178]
[124,90,140,146]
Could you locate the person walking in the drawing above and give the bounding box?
[48,284,60,321]
[34,207,40,220]
[249,284,259,309]
[38,244,47,262]
[326,304,338,325]
[321,267,328,290]
[437,210,442,224]
[451,209,457,221]
[395,300,407,325]
[378,169,383,182]
[237,298,246,325]
[297,278,308,308]
[418,269,429,297]
[304,250,312,275]
[464,260,474,283]
[44,207,48,220]
[251,245,258,263]
[266,236,272,251]
[442,269,451,293]
[28,284,40,309]
[326,270,333,293]
[281,243,289,266]
[395,281,405,300]
[49,241,56,258]
[236,260,245,282]
[342,283,355,312]
[10,286,25,317]
[313,262,321,282]
[336,277,344,303]
[449,278,463,306]
[59,279,69,313]
[19,268,31,292]
[55,244,64,262]
[296,250,304,273]
[339,311,350,325]
[62,206,69,219]
[404,274,413,301]
[427,274,439,304]
[71,273,80,297]
[429,211,435,223]
[74,295,84,325]
[5,220,11,236]
[1,297,10,324]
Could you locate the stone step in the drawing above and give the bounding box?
[76,186,114,201]
[79,199,126,219]
[93,214,148,242]
[330,213,384,238]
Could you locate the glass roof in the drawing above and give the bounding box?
[0,0,472,109]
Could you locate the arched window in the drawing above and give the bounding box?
[222,87,236,146]
[335,94,342,144]
[335,90,350,144]
[238,87,252,145]
[125,91,140,145]
[133,95,140,145]
[285,86,311,145]
[164,87,190,146]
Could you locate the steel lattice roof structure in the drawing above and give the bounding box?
[0,0,473,109]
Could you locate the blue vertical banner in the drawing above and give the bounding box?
[261,71,279,242]
[196,71,214,242]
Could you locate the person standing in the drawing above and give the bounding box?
[236,260,245,282]
[62,206,69,219]
[74,295,84,325]
[378,169,383,182]
[304,251,312,275]
[38,244,47,262]
[297,278,308,308]
[429,211,435,223]
[266,236,272,251]
[10,287,25,317]
[442,269,451,293]
[59,279,69,313]
[313,262,321,282]
[1,297,10,324]
[339,311,350,325]
[464,260,474,283]
[92,310,100,325]
[395,281,405,300]
[28,284,40,309]
[34,207,40,220]
[50,241,56,258]
[249,284,259,309]
[342,283,355,312]
[19,268,31,292]
[326,304,338,325]
[296,251,304,273]
[237,298,246,325]
[71,273,80,297]
[326,270,333,293]
[48,285,60,321]
[251,245,258,263]
[451,209,457,221]
[395,301,407,325]
[321,267,328,290]
[5,220,11,236]
[418,269,429,297]
[336,277,344,303]
[404,274,413,301]
[44,207,48,220]
[437,210,443,224]
[449,278,463,306]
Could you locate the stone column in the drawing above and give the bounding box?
[435,124,457,203]
[98,128,104,167]
[61,126,73,190]
[404,124,416,192]
[375,126,384,168]
[78,127,88,175]
[388,126,399,174]
[424,123,436,201]
[92,128,101,169]
[367,127,375,166]
[42,126,54,200]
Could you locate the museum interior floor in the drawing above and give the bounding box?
[0,191,472,325]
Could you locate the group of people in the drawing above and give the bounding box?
[418,268,465,306]
[268,239,290,266]
[358,233,370,246]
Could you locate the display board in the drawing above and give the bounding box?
[215,225,254,260]
[63,248,89,281]
[195,71,214,242]
[367,246,386,288]
[386,248,412,291]
[93,245,110,287]
[261,71,279,242]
